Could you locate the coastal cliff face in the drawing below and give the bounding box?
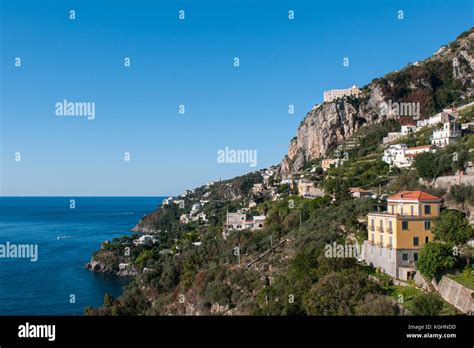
[280,29,474,176]
[280,87,385,174]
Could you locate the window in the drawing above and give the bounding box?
[389,236,392,247]
[380,235,383,244]
[371,233,374,242]
[413,237,419,246]
[402,221,409,230]
[424,205,431,215]
[424,220,431,230]
[388,221,393,232]
[391,205,394,214]
[402,253,408,261]
[414,253,419,261]
[410,206,414,216]
[425,236,429,244]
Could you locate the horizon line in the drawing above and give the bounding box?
[0,195,172,198]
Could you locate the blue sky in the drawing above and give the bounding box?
[1,0,473,196]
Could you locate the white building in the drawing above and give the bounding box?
[431,114,461,147]
[383,144,410,168]
[252,183,264,195]
[225,212,265,231]
[226,212,246,230]
[401,125,417,135]
[405,145,434,157]
[416,107,467,129]
[190,203,202,215]
[133,235,157,246]
[252,216,266,230]
[192,212,208,223]
[323,85,361,103]
[179,214,190,224]
[383,144,434,168]
[350,187,375,199]
[279,178,294,188]
[321,158,346,171]
[162,197,174,205]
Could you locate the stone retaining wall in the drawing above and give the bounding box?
[437,276,473,314]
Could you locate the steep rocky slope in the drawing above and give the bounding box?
[280,28,474,175]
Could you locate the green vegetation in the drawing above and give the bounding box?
[448,273,474,291]
[85,29,474,316]
[370,275,458,315]
[410,293,445,316]
[450,184,474,210]
[417,242,456,280]
[433,210,473,246]
[414,136,474,180]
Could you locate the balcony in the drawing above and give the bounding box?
[369,226,375,232]
[387,243,393,249]
[378,227,384,233]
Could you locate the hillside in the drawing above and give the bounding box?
[280,28,474,175]
[85,28,474,317]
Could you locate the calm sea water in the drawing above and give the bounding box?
[0,196,163,315]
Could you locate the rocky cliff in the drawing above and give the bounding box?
[280,28,474,176]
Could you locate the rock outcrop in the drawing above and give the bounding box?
[280,87,385,175]
[279,28,474,176]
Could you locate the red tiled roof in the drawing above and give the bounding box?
[388,191,442,201]
[406,145,432,151]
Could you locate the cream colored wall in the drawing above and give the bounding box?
[387,201,440,217]
[367,214,397,249]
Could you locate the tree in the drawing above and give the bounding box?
[417,242,456,279]
[433,210,473,246]
[450,184,474,210]
[415,152,438,179]
[303,270,374,315]
[450,185,468,210]
[103,293,114,307]
[324,178,352,205]
[355,293,400,316]
[411,293,444,316]
[459,243,474,268]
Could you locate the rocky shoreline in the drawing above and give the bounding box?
[85,258,138,277]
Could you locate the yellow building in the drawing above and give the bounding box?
[363,191,442,280]
[297,179,324,198]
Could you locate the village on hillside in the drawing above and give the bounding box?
[88,28,474,317]
[119,99,474,315]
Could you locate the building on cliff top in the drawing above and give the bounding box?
[323,85,361,103]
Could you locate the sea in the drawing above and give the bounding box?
[0,196,163,315]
